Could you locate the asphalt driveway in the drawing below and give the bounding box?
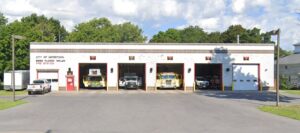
[0,91,300,133]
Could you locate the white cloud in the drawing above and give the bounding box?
[232,0,246,13]
[0,0,299,50]
[113,0,138,16]
[253,0,270,6]
[162,0,180,17]
[1,0,40,16]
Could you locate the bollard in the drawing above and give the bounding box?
[193,82,196,92]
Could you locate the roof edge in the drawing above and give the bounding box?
[30,42,275,46]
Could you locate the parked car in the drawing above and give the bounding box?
[3,70,29,90]
[119,77,126,88]
[156,72,183,89]
[119,73,142,89]
[27,79,51,95]
[195,76,209,89]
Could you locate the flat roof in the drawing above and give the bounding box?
[31,42,274,46]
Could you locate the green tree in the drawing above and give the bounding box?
[150,25,272,43]
[261,32,273,43]
[180,26,207,43]
[150,26,208,43]
[0,13,67,81]
[274,46,293,60]
[222,25,248,43]
[150,29,181,43]
[114,22,147,42]
[20,14,68,42]
[66,18,146,42]
[0,12,7,26]
[206,32,223,43]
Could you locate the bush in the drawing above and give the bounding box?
[280,76,299,90]
[280,76,293,90]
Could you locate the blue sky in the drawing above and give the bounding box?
[0,0,300,50]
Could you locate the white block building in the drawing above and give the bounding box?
[30,42,274,91]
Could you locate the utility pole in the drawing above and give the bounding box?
[276,29,280,106]
[271,29,280,106]
[11,35,15,101]
[11,35,26,101]
[59,30,61,42]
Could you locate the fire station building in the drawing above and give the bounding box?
[30,42,274,92]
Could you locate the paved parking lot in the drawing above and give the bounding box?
[0,91,300,133]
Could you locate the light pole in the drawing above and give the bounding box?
[11,35,26,101]
[271,29,280,106]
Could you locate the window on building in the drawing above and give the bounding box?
[205,56,212,60]
[129,56,135,60]
[167,56,173,60]
[90,56,96,60]
[243,56,250,61]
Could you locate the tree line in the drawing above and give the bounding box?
[0,13,291,81]
[150,25,272,43]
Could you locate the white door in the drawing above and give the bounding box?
[37,71,59,91]
[233,65,259,90]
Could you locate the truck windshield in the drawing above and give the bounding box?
[33,80,44,84]
[125,77,137,80]
[196,77,204,80]
[161,75,175,79]
[87,76,102,81]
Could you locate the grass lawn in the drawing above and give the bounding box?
[0,99,27,110]
[0,90,28,96]
[283,90,300,96]
[259,105,300,120]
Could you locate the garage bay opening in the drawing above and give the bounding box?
[195,64,222,90]
[118,63,146,90]
[156,63,184,90]
[79,63,107,90]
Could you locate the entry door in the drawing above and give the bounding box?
[233,65,259,90]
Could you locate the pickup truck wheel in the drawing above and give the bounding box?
[41,88,45,94]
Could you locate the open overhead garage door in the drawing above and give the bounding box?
[37,71,58,80]
[195,64,222,90]
[79,63,107,90]
[37,70,59,91]
[156,63,184,90]
[118,63,146,90]
[233,64,259,90]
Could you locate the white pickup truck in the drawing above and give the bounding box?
[27,79,51,95]
[119,73,142,89]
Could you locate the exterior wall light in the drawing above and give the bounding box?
[150,68,153,73]
[226,68,230,72]
[188,68,191,73]
[110,68,113,73]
